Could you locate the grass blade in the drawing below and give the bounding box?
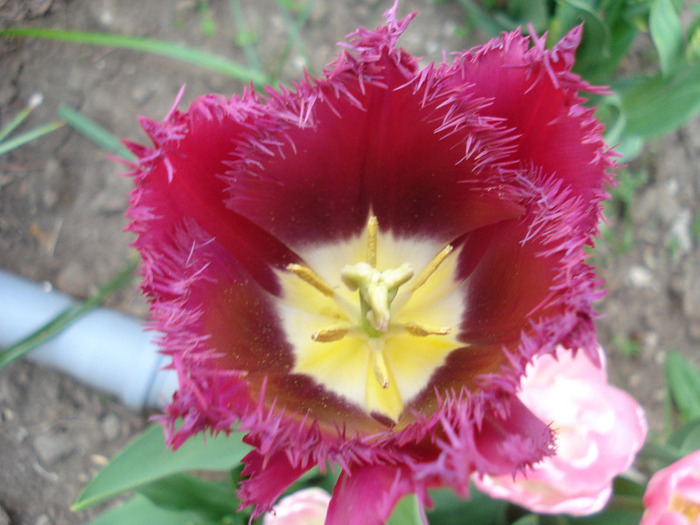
[0,120,65,156]
[0,93,44,143]
[0,27,269,87]
[270,0,316,82]
[0,257,138,368]
[59,105,135,160]
[229,0,263,72]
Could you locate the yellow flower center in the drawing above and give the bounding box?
[276,215,466,424]
[669,492,700,522]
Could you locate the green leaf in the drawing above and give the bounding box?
[73,423,251,511]
[650,0,683,75]
[506,0,549,30]
[427,485,507,525]
[454,0,511,36]
[0,27,269,87]
[136,473,239,522]
[59,105,135,160]
[387,493,424,525]
[612,65,700,140]
[668,419,700,453]
[666,351,700,423]
[512,515,540,525]
[638,440,684,468]
[84,493,215,525]
[567,508,644,525]
[555,0,609,79]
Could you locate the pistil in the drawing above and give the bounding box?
[341,261,414,334]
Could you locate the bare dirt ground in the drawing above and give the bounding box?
[0,0,698,523]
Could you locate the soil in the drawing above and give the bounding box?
[0,0,698,523]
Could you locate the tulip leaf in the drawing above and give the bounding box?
[427,486,507,525]
[511,515,540,525]
[73,423,250,511]
[665,351,700,423]
[565,509,644,525]
[83,493,219,525]
[556,0,609,79]
[678,422,700,454]
[135,473,239,522]
[387,493,424,525]
[650,0,684,75]
[611,65,700,141]
[668,419,700,454]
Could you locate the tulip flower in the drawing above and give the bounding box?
[125,2,614,522]
[262,488,331,525]
[642,450,700,524]
[473,346,647,515]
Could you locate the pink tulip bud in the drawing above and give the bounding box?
[642,450,700,524]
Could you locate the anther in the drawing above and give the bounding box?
[286,263,335,297]
[372,351,390,389]
[367,215,378,268]
[669,494,700,521]
[404,322,451,337]
[311,326,350,342]
[409,244,454,292]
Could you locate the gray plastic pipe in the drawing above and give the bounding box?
[0,269,177,410]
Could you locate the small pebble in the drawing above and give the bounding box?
[0,503,10,525]
[33,432,75,465]
[628,265,654,288]
[100,412,121,442]
[35,514,51,525]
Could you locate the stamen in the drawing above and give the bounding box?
[367,215,378,268]
[372,350,390,389]
[311,325,350,342]
[669,493,700,521]
[409,244,454,292]
[286,263,335,297]
[404,322,451,337]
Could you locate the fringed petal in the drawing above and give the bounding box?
[238,448,314,520]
